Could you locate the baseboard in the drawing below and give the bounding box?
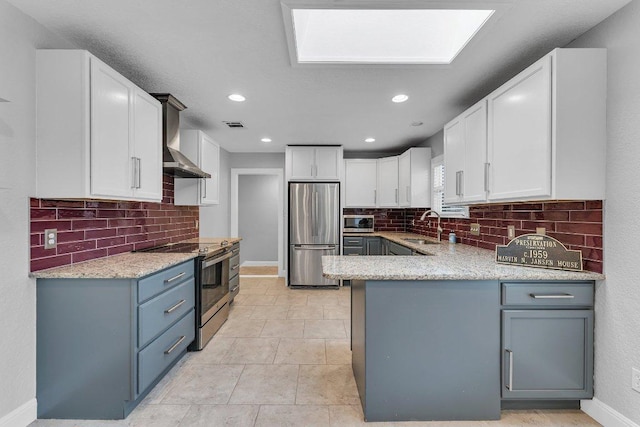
[0,399,37,427]
[241,261,278,267]
[581,398,640,427]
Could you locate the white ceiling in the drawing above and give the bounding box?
[8,0,630,154]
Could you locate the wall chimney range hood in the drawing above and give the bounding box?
[151,93,211,179]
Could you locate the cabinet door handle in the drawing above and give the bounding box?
[406,186,410,203]
[505,349,514,391]
[484,163,490,192]
[203,179,207,199]
[164,272,186,283]
[164,299,186,314]
[459,170,464,196]
[455,171,460,196]
[395,188,398,203]
[164,335,186,355]
[131,157,137,189]
[137,158,142,189]
[231,264,240,271]
[373,189,377,204]
[529,293,575,299]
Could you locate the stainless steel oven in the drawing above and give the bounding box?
[196,250,231,349]
[343,215,374,233]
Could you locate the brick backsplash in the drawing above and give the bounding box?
[405,201,603,273]
[342,208,406,232]
[30,174,199,272]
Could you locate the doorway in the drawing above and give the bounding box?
[230,168,284,277]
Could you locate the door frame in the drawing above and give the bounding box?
[231,168,285,276]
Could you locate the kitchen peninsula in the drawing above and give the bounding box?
[323,235,603,422]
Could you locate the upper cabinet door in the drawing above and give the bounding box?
[488,55,552,201]
[200,133,220,205]
[288,147,316,180]
[444,117,464,204]
[377,156,399,207]
[90,57,133,199]
[462,101,488,203]
[398,151,411,207]
[314,147,341,180]
[132,88,163,201]
[345,159,377,207]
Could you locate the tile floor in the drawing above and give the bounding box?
[31,276,601,427]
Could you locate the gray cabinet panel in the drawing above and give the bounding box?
[364,237,381,255]
[138,261,194,303]
[344,237,364,246]
[387,240,412,255]
[502,310,593,399]
[502,282,593,306]
[343,246,364,255]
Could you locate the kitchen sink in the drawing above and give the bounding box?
[403,238,439,245]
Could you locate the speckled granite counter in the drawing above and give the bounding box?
[326,232,604,281]
[31,237,241,279]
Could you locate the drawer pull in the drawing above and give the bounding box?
[505,349,514,391]
[529,293,575,299]
[164,335,186,355]
[164,272,186,283]
[231,265,240,271]
[164,299,186,314]
[232,249,240,255]
[230,286,239,293]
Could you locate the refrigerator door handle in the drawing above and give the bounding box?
[313,190,319,237]
[294,245,336,250]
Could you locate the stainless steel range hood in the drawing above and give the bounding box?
[151,93,211,179]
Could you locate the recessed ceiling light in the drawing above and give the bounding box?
[288,8,494,64]
[228,94,246,102]
[392,94,409,103]
[364,138,375,143]
[261,137,272,143]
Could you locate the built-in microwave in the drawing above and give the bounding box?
[343,215,374,233]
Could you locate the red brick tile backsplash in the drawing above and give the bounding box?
[30,174,199,272]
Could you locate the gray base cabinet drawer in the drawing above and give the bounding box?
[344,246,364,255]
[138,278,195,348]
[344,237,363,246]
[502,282,593,306]
[138,261,195,303]
[138,310,195,393]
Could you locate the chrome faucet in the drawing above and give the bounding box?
[420,210,443,242]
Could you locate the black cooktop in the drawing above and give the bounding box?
[137,242,218,255]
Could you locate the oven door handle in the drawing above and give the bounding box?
[202,251,233,268]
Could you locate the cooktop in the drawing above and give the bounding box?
[137,241,229,255]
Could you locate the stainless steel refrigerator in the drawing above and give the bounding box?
[289,182,340,287]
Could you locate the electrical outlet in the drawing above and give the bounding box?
[507,226,516,239]
[44,229,57,249]
[632,368,640,393]
[470,223,480,236]
[536,227,546,235]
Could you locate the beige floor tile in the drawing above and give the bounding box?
[324,305,350,320]
[257,276,286,286]
[296,364,360,405]
[275,293,309,305]
[30,420,127,426]
[161,365,244,404]
[287,305,324,320]
[225,337,279,364]
[178,404,259,427]
[216,318,265,338]
[238,276,264,285]
[255,405,330,427]
[536,409,602,426]
[238,283,268,295]
[184,336,235,365]
[127,404,190,427]
[265,284,291,295]
[260,319,305,338]
[249,304,289,319]
[228,364,299,404]
[326,339,352,364]
[140,360,192,405]
[328,405,395,427]
[233,295,277,306]
[307,294,340,306]
[274,338,326,364]
[228,304,255,319]
[337,293,352,306]
[304,319,347,339]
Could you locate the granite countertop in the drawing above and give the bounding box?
[31,237,242,279]
[326,232,605,281]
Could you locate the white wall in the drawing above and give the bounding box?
[238,175,279,264]
[230,152,284,169]
[0,1,72,424]
[200,147,231,237]
[568,1,640,423]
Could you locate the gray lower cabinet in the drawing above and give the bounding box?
[364,237,381,255]
[36,260,196,419]
[343,236,364,255]
[386,240,412,255]
[228,242,240,302]
[501,282,594,400]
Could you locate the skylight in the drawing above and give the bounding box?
[290,8,494,64]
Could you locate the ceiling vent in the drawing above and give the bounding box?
[223,121,245,128]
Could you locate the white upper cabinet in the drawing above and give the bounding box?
[444,48,606,205]
[36,50,162,201]
[398,147,432,207]
[444,100,488,204]
[344,159,378,207]
[286,146,343,181]
[377,156,399,207]
[174,130,220,206]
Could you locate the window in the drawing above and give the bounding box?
[431,155,469,218]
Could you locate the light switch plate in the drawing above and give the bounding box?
[44,228,57,249]
[536,227,546,235]
[470,223,480,236]
[507,226,516,239]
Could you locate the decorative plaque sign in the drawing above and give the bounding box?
[495,234,583,271]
